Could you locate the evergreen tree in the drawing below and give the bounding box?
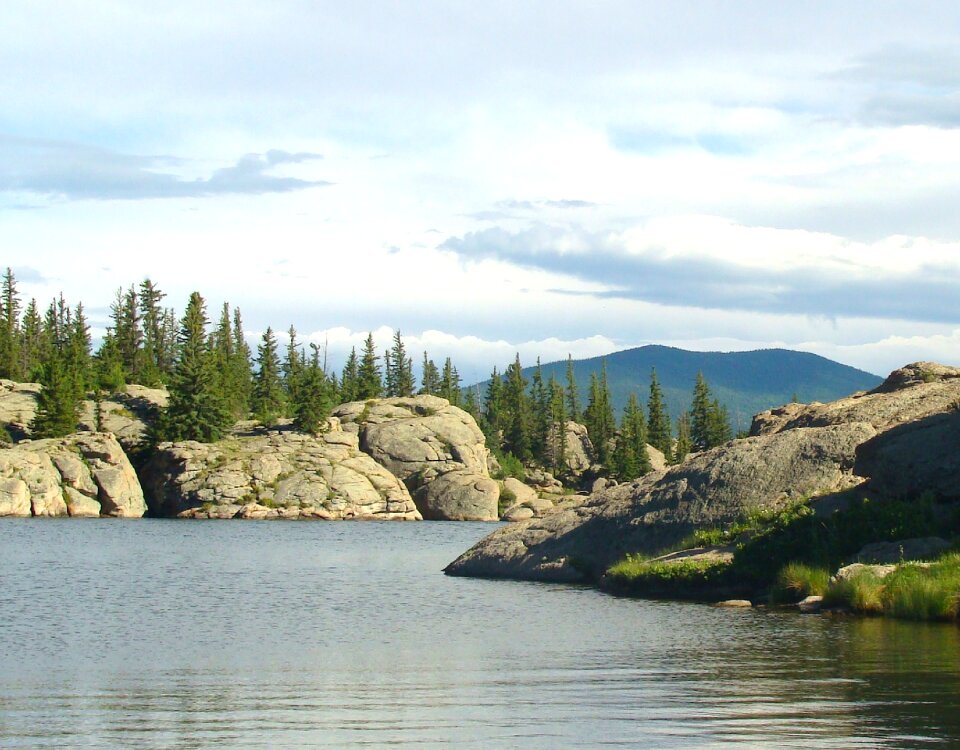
[529,358,550,463]
[462,384,482,423]
[420,352,440,395]
[31,353,80,437]
[340,347,360,402]
[65,303,92,400]
[647,368,673,462]
[613,393,651,480]
[689,371,732,451]
[137,278,166,385]
[674,412,692,463]
[294,343,334,434]
[706,399,733,447]
[252,326,285,426]
[157,292,231,442]
[502,354,532,461]
[0,268,21,380]
[111,286,142,382]
[19,299,42,380]
[564,354,580,423]
[386,330,415,397]
[439,357,461,406]
[230,307,253,416]
[545,374,567,474]
[283,325,304,412]
[482,366,504,445]
[583,361,616,468]
[94,331,126,393]
[357,333,382,399]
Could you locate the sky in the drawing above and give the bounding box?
[3,1,960,382]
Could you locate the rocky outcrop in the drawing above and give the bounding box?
[446,422,875,582]
[854,408,960,501]
[500,477,555,521]
[333,396,498,521]
[0,380,166,449]
[558,421,594,475]
[78,384,168,450]
[751,362,960,436]
[141,419,420,520]
[0,432,146,517]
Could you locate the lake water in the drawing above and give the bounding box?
[1,519,959,749]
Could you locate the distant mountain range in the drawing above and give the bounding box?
[473,346,883,434]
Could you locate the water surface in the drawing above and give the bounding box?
[1,519,958,748]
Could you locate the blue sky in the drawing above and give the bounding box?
[3,1,960,381]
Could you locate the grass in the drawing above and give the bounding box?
[771,562,831,603]
[822,553,960,621]
[606,555,730,594]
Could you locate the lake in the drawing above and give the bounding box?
[1,519,959,748]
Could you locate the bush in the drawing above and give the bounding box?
[493,451,526,481]
[772,562,830,603]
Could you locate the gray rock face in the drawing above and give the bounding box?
[848,537,951,565]
[77,384,168,450]
[854,408,960,501]
[0,380,41,438]
[558,421,594,475]
[445,422,876,582]
[141,420,421,520]
[751,362,960,436]
[333,396,498,521]
[0,433,146,517]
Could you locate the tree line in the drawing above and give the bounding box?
[0,270,464,442]
[476,355,733,483]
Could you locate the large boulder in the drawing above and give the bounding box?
[332,396,498,521]
[0,432,146,517]
[77,384,168,451]
[140,419,421,520]
[854,408,960,501]
[445,422,875,582]
[0,380,41,439]
[751,362,960,436]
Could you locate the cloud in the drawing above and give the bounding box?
[442,220,960,324]
[0,136,329,201]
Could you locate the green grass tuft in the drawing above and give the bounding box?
[771,562,831,603]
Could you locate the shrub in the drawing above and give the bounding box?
[493,451,525,481]
[771,562,830,603]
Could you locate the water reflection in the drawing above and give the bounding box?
[1,520,958,748]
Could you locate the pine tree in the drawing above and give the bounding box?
[111,286,142,383]
[706,399,732,447]
[564,354,580,423]
[294,343,334,434]
[94,332,126,393]
[482,366,504,446]
[545,374,567,474]
[690,371,712,452]
[420,352,440,395]
[583,361,616,468]
[529,358,550,463]
[502,354,532,461]
[0,268,22,380]
[647,368,673,462]
[340,347,360,402]
[674,412,692,462]
[19,299,42,380]
[137,278,166,385]
[252,326,285,426]
[65,303,92,400]
[386,330,415,397]
[230,307,253,416]
[613,393,651,481]
[462,384,482,423]
[283,325,304,412]
[357,333,382,399]
[31,353,80,437]
[439,357,461,406]
[157,292,231,442]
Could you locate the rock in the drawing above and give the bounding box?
[141,426,421,520]
[502,505,535,522]
[751,362,960,436]
[646,444,668,471]
[333,395,497,521]
[854,409,960,501]
[502,477,538,506]
[557,421,594,475]
[798,595,823,613]
[415,470,499,521]
[446,422,875,582]
[0,433,145,517]
[847,537,951,565]
[77,384,167,451]
[0,380,41,438]
[832,563,897,582]
[716,599,752,608]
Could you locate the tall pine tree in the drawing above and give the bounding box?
[647,368,673,463]
[357,333,382,399]
[252,326,286,426]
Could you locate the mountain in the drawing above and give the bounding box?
[475,346,883,434]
